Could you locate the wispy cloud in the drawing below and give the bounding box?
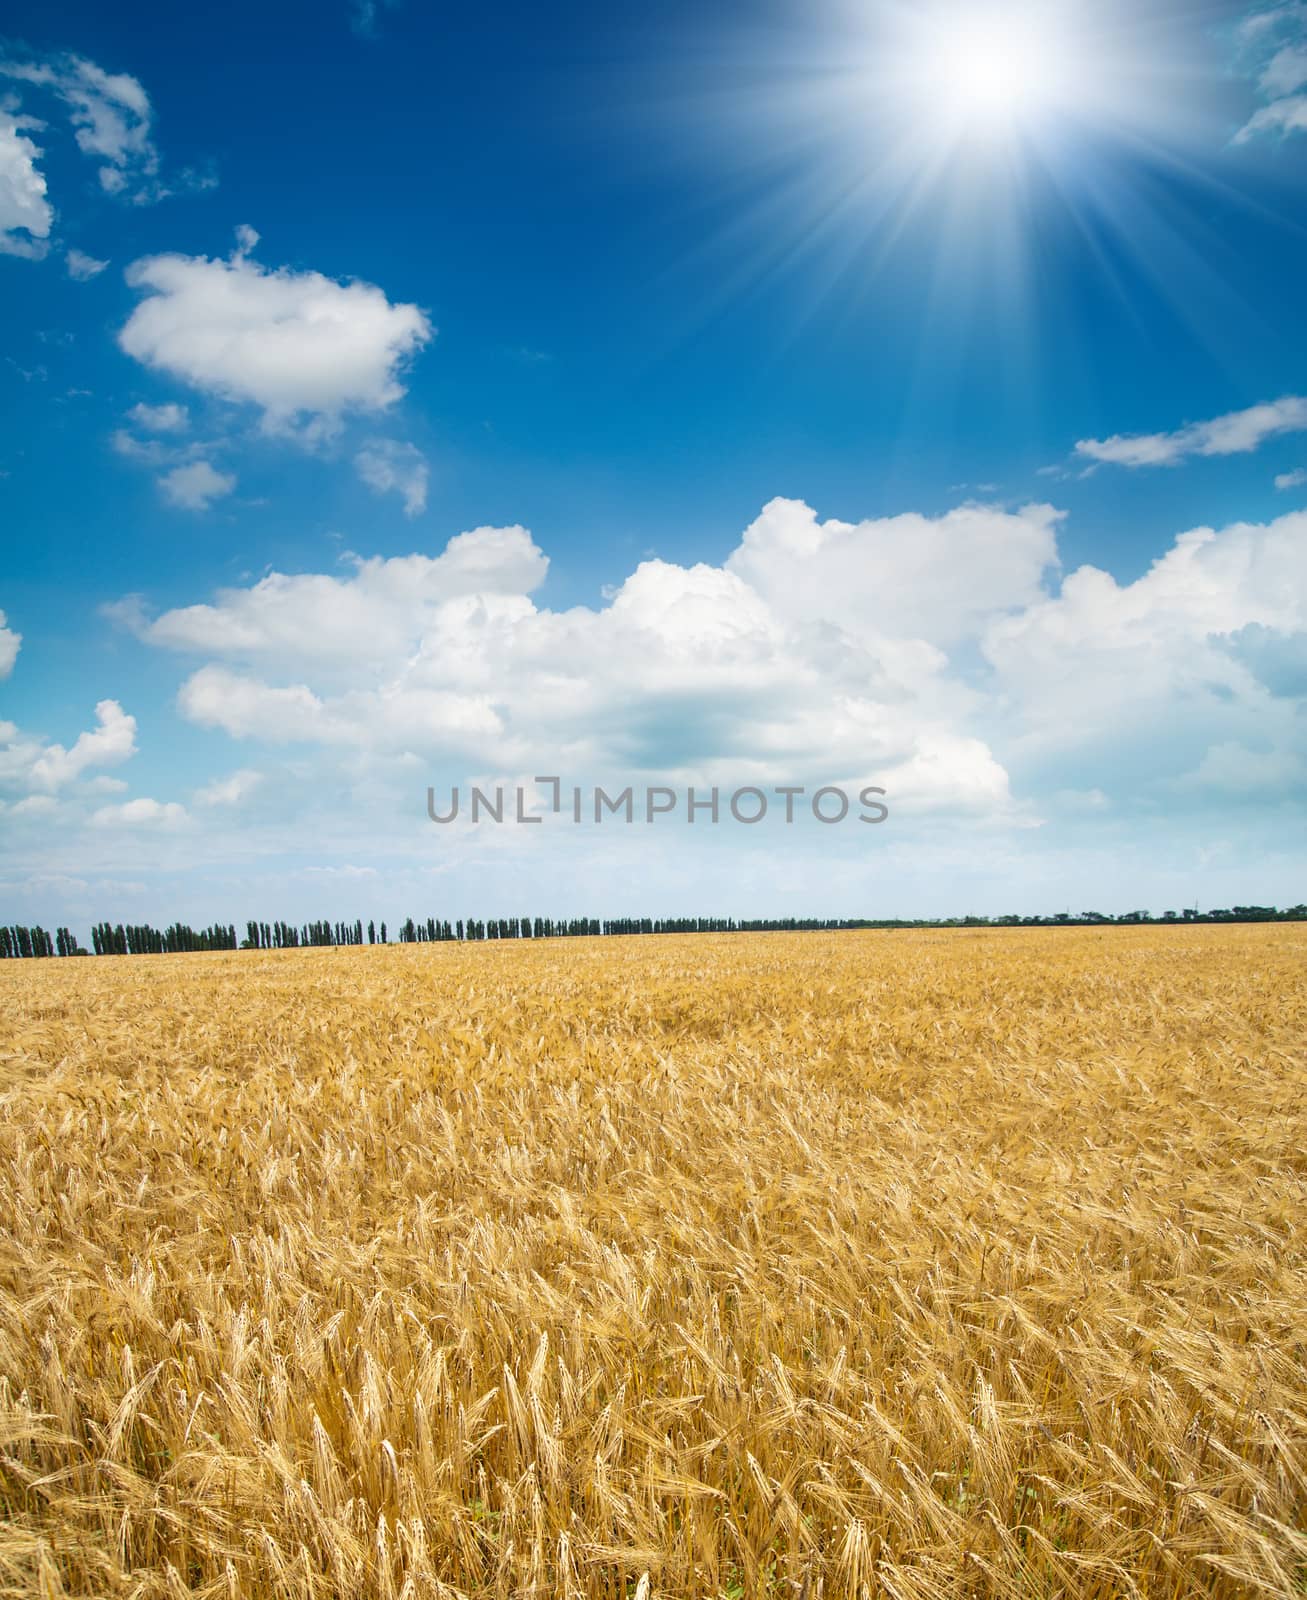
[355,438,428,516]
[1076,396,1307,468]
[194,768,262,807]
[65,247,109,280]
[1234,5,1307,142]
[351,0,402,38]
[0,52,161,199]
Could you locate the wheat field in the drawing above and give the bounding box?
[0,926,1304,1599]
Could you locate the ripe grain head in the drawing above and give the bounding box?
[0,926,1303,1597]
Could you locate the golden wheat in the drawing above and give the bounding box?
[0,926,1304,1598]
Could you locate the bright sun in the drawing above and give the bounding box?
[941,30,1042,117]
[928,15,1063,130]
[679,0,1224,329]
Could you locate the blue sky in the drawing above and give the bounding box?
[2,0,1307,929]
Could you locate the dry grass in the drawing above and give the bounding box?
[0,926,1305,1599]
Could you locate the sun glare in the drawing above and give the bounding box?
[937,26,1047,121]
[919,11,1068,135]
[677,0,1225,331]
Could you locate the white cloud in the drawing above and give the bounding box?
[0,610,20,678]
[726,497,1060,646]
[1076,396,1307,467]
[66,247,108,280]
[1235,7,1307,141]
[109,497,1307,833]
[56,59,154,190]
[91,797,187,827]
[355,438,428,516]
[1275,468,1307,490]
[111,428,170,464]
[981,511,1307,802]
[986,517,1307,688]
[1261,42,1307,94]
[118,525,549,669]
[25,700,138,792]
[0,110,52,258]
[118,227,433,432]
[10,794,57,816]
[177,664,507,753]
[115,507,1031,818]
[128,400,188,432]
[1239,5,1306,43]
[1237,94,1307,138]
[0,704,139,796]
[194,767,262,806]
[178,669,324,740]
[874,734,1014,815]
[1,54,159,197]
[158,460,236,511]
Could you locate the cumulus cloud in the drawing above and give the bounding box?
[1075,396,1307,468]
[24,700,138,792]
[981,510,1307,803]
[111,503,1056,818]
[726,497,1060,646]
[117,525,549,669]
[1221,622,1307,698]
[0,610,20,679]
[177,665,509,755]
[1276,467,1307,490]
[65,246,109,280]
[158,460,236,511]
[91,796,187,827]
[27,701,138,791]
[178,670,329,742]
[985,518,1306,699]
[0,110,52,258]
[1,53,159,197]
[873,734,1014,815]
[118,227,433,433]
[109,496,1307,825]
[355,438,428,515]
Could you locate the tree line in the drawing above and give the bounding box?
[246,920,372,949]
[1,926,70,958]
[90,923,238,955]
[1,903,1304,959]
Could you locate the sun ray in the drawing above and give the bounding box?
[632,0,1274,415]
